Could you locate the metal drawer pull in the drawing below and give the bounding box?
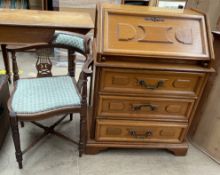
[137,79,164,90]
[129,129,153,139]
[132,104,157,111]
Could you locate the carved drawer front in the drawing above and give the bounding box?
[96,119,187,143]
[100,68,205,97]
[101,7,209,60]
[98,95,194,121]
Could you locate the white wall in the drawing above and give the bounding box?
[187,0,220,29]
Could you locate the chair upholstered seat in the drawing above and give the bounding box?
[11,76,81,115]
[52,33,85,53]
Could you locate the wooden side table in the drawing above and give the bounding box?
[0,75,10,148]
[0,9,93,83]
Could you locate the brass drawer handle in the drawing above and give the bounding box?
[128,129,153,139]
[101,57,106,62]
[132,104,157,111]
[137,79,164,90]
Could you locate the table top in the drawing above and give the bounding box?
[0,8,94,29]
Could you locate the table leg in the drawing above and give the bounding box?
[1,44,11,83]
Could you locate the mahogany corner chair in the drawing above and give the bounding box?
[7,31,93,169]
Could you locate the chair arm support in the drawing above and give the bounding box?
[76,54,93,92]
[54,30,85,38]
[82,54,93,77]
[53,30,92,54]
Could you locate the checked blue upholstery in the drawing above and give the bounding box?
[52,33,85,53]
[12,76,81,115]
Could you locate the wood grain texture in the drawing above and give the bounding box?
[99,68,206,97]
[0,5,94,82]
[0,26,54,44]
[97,95,194,121]
[95,119,188,143]
[0,8,93,29]
[99,5,209,59]
[0,9,94,44]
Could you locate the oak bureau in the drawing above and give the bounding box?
[86,3,214,155]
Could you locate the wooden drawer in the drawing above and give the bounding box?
[96,119,187,143]
[97,95,194,121]
[100,68,205,97]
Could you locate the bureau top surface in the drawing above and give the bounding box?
[0,8,94,29]
[96,3,214,61]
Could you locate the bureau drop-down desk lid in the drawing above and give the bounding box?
[96,4,213,61]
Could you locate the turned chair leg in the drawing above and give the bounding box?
[70,114,73,121]
[79,110,87,157]
[20,121,24,128]
[79,116,83,157]
[10,117,23,169]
